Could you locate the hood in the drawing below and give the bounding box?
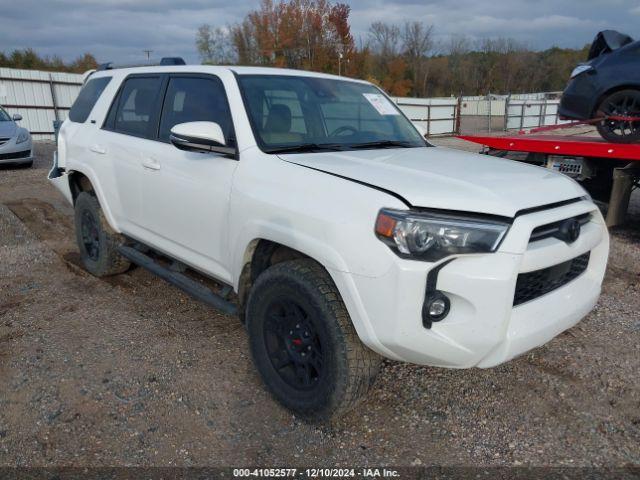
[279,147,586,218]
[588,30,634,60]
[0,121,17,138]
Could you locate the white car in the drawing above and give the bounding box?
[49,62,609,420]
[0,107,33,167]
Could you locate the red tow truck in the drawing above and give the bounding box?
[459,129,640,227]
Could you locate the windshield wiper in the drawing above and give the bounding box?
[265,143,346,154]
[346,140,417,149]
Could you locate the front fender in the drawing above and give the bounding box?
[228,152,407,288]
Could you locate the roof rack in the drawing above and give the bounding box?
[97,57,186,71]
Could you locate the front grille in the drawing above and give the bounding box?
[514,252,590,306]
[529,213,591,243]
[0,150,30,160]
[0,137,9,146]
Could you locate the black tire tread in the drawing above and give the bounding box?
[74,192,130,277]
[247,259,380,421]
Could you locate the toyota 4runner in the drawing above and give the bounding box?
[49,63,609,421]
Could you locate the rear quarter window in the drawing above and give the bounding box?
[108,76,163,138]
[68,76,112,123]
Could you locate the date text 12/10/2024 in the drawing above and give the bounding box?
[233,468,401,478]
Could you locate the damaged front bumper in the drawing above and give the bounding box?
[48,152,73,205]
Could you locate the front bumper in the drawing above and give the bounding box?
[0,135,33,164]
[558,75,599,120]
[48,152,73,205]
[332,199,608,368]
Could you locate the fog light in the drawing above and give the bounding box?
[422,291,450,328]
[428,298,447,316]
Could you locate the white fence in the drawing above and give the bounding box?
[0,68,84,140]
[460,97,505,117]
[505,98,570,130]
[392,97,458,136]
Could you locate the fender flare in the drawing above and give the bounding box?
[232,220,350,289]
[231,223,398,360]
[68,166,121,233]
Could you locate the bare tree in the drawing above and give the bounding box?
[368,22,401,59]
[402,22,433,60]
[446,34,472,95]
[402,21,434,96]
[196,24,236,65]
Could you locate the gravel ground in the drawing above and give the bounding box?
[0,138,638,468]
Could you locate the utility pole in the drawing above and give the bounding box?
[338,52,343,76]
[143,49,153,63]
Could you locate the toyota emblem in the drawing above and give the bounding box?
[559,218,581,243]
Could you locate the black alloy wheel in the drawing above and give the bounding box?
[596,89,640,143]
[263,298,324,391]
[73,191,130,277]
[80,209,101,261]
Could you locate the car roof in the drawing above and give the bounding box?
[88,65,370,85]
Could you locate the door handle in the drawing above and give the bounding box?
[142,157,161,171]
[90,144,106,155]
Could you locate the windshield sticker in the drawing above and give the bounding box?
[363,93,400,115]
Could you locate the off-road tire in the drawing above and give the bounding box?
[596,89,640,144]
[246,259,381,422]
[74,191,130,277]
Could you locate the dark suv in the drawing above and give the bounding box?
[559,30,640,143]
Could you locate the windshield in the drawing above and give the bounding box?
[0,108,11,122]
[237,75,427,153]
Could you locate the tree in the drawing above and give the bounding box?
[381,58,412,96]
[196,4,593,97]
[402,21,434,97]
[229,0,354,74]
[368,22,400,59]
[70,53,98,72]
[0,49,97,73]
[196,25,236,64]
[445,35,472,95]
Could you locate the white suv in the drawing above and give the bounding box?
[49,63,609,420]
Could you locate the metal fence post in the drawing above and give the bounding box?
[426,104,431,137]
[503,94,510,131]
[487,93,492,132]
[48,73,60,122]
[455,96,462,134]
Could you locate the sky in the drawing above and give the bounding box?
[0,0,638,65]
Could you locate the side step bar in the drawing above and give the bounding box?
[117,245,238,315]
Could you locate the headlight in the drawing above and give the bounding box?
[375,208,510,261]
[570,64,593,79]
[16,130,30,144]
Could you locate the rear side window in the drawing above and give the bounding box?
[158,76,234,144]
[110,76,163,138]
[68,76,111,123]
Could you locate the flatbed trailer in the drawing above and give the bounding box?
[458,134,640,227]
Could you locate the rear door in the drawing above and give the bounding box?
[98,75,165,236]
[138,74,238,283]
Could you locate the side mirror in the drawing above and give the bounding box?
[169,121,236,156]
[12,113,22,122]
